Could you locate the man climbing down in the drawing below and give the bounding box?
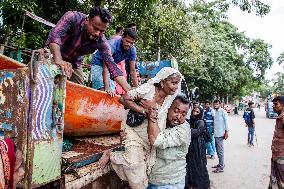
[45,6,130,91]
[243,102,255,147]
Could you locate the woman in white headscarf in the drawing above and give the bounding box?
[109,67,183,189]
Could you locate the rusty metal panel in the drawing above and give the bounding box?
[0,68,30,187]
[0,54,66,188]
[26,61,66,188]
[61,135,124,188]
[64,163,112,189]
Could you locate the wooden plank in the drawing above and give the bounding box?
[64,162,112,189]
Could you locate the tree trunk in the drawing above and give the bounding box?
[0,25,11,54]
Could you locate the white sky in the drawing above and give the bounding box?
[227,0,284,80]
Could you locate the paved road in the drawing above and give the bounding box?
[208,108,275,189]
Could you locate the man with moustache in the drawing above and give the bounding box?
[45,6,130,91]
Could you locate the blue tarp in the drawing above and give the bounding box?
[137,60,172,79]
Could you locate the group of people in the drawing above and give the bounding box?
[45,6,141,96]
[191,100,229,173]
[92,76,230,189]
[44,5,230,189]
[44,5,284,189]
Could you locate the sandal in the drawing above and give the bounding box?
[212,164,220,168]
[213,167,224,173]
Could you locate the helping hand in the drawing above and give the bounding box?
[55,60,73,78]
[147,107,158,123]
[105,89,116,97]
[140,99,156,117]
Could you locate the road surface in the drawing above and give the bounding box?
[208,108,275,189]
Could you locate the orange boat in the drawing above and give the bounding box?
[0,54,124,136]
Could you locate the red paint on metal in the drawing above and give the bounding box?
[64,82,124,136]
[0,55,26,70]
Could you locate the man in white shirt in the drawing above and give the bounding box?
[147,94,191,189]
[212,99,229,173]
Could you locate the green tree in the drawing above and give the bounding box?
[277,52,284,65]
[273,72,284,95]
[0,0,273,100]
[245,39,273,79]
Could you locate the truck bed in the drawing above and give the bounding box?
[61,135,127,189]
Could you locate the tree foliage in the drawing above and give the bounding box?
[277,52,284,65]
[0,0,274,100]
[273,72,284,95]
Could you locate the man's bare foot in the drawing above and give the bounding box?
[98,150,111,169]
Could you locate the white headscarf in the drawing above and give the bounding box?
[134,67,183,98]
[132,67,183,130]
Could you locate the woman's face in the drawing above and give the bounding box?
[192,107,201,116]
[162,75,181,95]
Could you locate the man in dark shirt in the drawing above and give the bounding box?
[243,102,256,146]
[45,7,130,91]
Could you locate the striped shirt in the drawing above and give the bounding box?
[45,11,122,79]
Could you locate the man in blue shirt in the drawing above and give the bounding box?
[212,99,229,173]
[204,100,215,158]
[91,28,138,93]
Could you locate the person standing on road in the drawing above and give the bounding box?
[243,102,256,147]
[185,106,210,189]
[212,99,229,173]
[110,26,123,39]
[268,96,284,189]
[204,100,215,159]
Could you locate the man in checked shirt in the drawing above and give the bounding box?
[45,6,131,91]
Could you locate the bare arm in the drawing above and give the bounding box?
[49,43,73,78]
[102,63,115,97]
[49,43,62,63]
[129,60,138,87]
[148,117,160,146]
[114,76,131,92]
[119,93,146,115]
[102,63,110,90]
